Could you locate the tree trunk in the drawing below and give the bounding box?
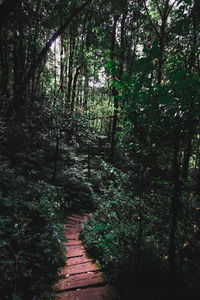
[59,33,64,93]
[51,135,60,183]
[182,131,193,181]
[137,196,143,269]
[168,127,181,287]
[13,1,26,107]
[67,27,75,107]
[158,0,169,84]
[71,66,81,111]
[0,30,9,96]
[54,40,57,95]
[84,72,89,110]
[182,0,199,180]
[110,15,120,160]
[87,144,91,178]
[77,78,83,107]
[0,0,20,30]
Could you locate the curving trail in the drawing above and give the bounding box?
[55,213,119,300]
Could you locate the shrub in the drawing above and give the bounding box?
[81,160,200,299]
[0,172,66,300]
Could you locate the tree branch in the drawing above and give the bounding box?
[25,0,93,84]
[155,0,163,18]
[166,0,176,20]
[144,0,160,38]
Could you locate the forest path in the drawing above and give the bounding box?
[54,213,119,300]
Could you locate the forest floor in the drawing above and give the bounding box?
[54,213,119,300]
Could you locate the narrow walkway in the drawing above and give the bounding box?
[55,213,119,300]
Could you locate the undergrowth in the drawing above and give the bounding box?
[81,158,200,300]
[0,171,66,299]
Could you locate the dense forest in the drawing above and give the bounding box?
[0,0,200,299]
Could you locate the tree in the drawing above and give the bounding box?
[0,0,21,30]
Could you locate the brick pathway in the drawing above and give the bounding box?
[55,213,119,300]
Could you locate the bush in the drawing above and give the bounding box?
[81,157,200,299]
[0,172,66,300]
[55,165,95,211]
